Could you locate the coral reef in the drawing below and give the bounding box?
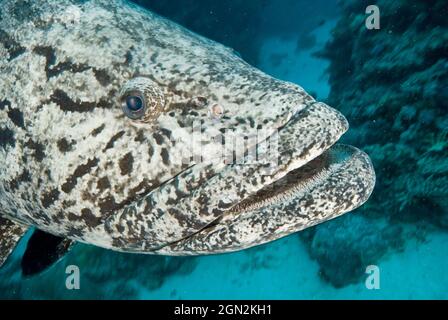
[301,0,448,287]
[324,0,448,220]
[301,215,404,287]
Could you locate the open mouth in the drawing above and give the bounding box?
[228,149,336,215]
[147,102,373,254]
[156,141,375,255]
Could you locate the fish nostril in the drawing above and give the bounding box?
[209,103,224,119]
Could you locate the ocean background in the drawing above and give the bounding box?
[1,0,447,299]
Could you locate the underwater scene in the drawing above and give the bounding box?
[0,0,447,299]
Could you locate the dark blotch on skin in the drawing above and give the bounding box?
[62,200,76,209]
[93,68,112,86]
[0,99,11,110]
[248,117,255,128]
[67,212,78,221]
[49,61,90,78]
[161,148,170,165]
[128,179,155,199]
[153,132,164,145]
[0,29,26,61]
[148,144,154,159]
[33,46,56,75]
[0,128,15,148]
[51,89,109,113]
[115,225,125,233]
[125,50,133,65]
[236,117,246,124]
[150,52,158,63]
[134,130,146,142]
[7,108,25,128]
[57,138,76,153]
[119,152,134,176]
[33,45,92,78]
[50,89,93,112]
[217,200,233,209]
[98,195,120,215]
[9,169,31,191]
[160,128,172,139]
[196,194,210,208]
[81,208,101,228]
[97,176,111,192]
[61,158,99,193]
[104,131,125,151]
[91,124,105,137]
[41,188,60,209]
[25,138,45,161]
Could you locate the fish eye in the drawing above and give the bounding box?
[120,77,166,123]
[126,95,144,111]
[121,92,146,120]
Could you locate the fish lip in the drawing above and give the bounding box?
[225,143,376,219]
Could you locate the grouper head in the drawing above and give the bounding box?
[0,0,375,255]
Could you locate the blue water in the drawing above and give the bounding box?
[1,0,447,299]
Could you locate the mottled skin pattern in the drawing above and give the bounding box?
[0,216,28,266]
[0,0,375,257]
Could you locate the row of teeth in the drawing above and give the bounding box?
[227,152,339,215]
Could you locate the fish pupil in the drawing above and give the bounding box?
[126,95,143,112]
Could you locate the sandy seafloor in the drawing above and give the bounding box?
[1,1,447,299]
[141,232,448,300]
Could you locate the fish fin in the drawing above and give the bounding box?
[0,216,28,268]
[21,229,74,276]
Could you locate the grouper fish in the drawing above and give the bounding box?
[0,0,375,275]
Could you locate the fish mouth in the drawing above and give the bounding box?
[157,143,375,255]
[105,101,375,254]
[148,102,375,254]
